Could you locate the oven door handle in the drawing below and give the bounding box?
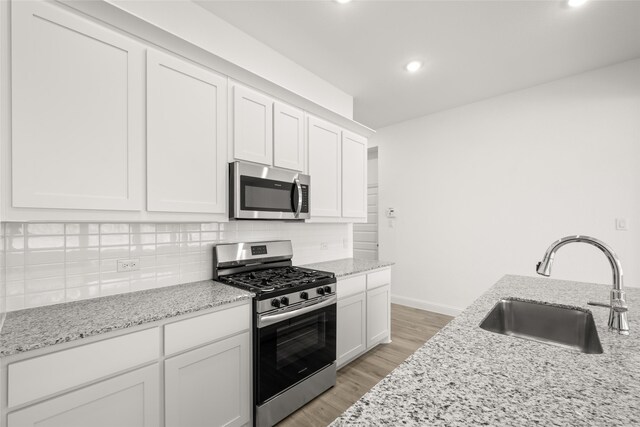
[257,295,337,328]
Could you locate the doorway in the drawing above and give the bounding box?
[353,147,378,260]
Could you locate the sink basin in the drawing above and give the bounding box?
[479,298,603,354]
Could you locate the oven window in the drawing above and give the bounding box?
[241,176,293,212]
[276,313,325,370]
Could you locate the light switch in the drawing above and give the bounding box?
[615,218,628,231]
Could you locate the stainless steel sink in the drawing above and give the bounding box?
[479,298,603,354]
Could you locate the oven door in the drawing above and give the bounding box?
[230,161,310,220]
[256,296,336,404]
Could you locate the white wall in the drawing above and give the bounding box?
[105,0,353,119]
[375,58,640,316]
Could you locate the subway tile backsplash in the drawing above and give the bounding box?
[1,221,352,311]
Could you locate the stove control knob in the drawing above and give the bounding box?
[280,296,289,306]
[323,286,332,294]
[317,287,325,296]
[300,291,309,300]
[271,299,281,308]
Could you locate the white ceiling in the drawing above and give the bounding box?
[196,0,640,129]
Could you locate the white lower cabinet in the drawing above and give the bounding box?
[337,292,366,368]
[7,364,160,427]
[366,284,391,349]
[1,302,251,427]
[164,332,250,427]
[336,268,391,369]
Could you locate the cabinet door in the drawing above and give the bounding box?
[233,84,273,165]
[165,332,250,427]
[341,131,367,219]
[11,1,143,210]
[147,50,227,213]
[7,365,160,427]
[367,284,391,348]
[308,116,341,217]
[273,102,305,172]
[337,292,366,368]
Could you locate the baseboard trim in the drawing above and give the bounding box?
[391,295,463,317]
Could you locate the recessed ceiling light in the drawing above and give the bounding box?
[568,0,587,7]
[335,0,352,4]
[405,61,423,73]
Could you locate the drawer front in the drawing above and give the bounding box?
[8,328,159,408]
[337,274,366,299]
[367,269,391,290]
[164,303,250,356]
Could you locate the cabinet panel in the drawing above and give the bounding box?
[273,102,305,172]
[164,303,250,356]
[8,364,159,427]
[341,131,367,219]
[308,116,341,217]
[165,332,250,427]
[233,85,273,165]
[337,274,366,299]
[367,284,391,348]
[147,50,227,213]
[337,292,366,368]
[8,328,158,408]
[367,268,391,291]
[11,1,143,210]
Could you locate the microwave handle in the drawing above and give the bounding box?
[293,178,303,217]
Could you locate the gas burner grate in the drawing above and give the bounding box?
[218,266,334,293]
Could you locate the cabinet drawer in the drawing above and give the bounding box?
[367,269,391,290]
[8,364,160,427]
[337,274,366,299]
[8,328,159,408]
[164,303,250,356]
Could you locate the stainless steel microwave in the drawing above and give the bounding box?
[229,161,310,220]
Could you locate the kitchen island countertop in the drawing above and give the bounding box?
[302,258,394,278]
[331,274,640,426]
[0,280,253,357]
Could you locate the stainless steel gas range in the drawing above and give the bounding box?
[213,240,337,427]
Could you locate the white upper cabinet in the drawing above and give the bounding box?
[10,1,143,211]
[232,84,273,165]
[273,102,305,172]
[146,50,227,214]
[341,131,367,219]
[308,116,342,217]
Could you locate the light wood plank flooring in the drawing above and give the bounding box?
[277,304,453,427]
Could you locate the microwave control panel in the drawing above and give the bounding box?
[301,185,309,213]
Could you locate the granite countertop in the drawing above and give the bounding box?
[302,258,394,278]
[332,275,640,426]
[0,280,253,357]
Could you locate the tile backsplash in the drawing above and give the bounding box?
[1,221,352,311]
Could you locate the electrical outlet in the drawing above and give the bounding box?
[343,238,349,249]
[320,242,329,250]
[117,259,140,272]
[616,218,628,231]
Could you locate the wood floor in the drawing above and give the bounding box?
[277,304,453,427]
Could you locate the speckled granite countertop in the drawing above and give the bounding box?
[302,258,394,278]
[0,281,253,357]
[332,275,640,426]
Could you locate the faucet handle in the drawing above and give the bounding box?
[588,300,628,313]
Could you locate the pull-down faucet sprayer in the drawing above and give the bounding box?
[536,235,629,335]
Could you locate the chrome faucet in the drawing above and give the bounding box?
[536,235,629,335]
